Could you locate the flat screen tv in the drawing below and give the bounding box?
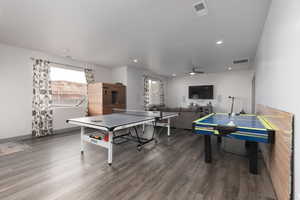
[188,85,214,99]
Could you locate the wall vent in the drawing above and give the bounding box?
[193,1,208,16]
[233,58,249,64]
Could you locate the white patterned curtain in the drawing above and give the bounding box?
[159,80,165,106]
[144,76,165,109]
[144,76,150,110]
[84,68,95,84]
[32,59,53,137]
[84,68,95,115]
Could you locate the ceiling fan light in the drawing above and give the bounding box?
[216,40,223,45]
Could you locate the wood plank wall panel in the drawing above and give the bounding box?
[88,82,104,116]
[257,104,294,200]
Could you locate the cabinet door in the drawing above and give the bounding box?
[118,86,126,105]
[103,87,112,106]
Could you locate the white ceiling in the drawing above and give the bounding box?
[0,0,271,76]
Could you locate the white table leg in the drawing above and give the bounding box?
[80,126,85,153]
[108,131,113,165]
[167,118,171,137]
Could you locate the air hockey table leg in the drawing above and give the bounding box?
[217,136,222,144]
[204,135,212,163]
[249,141,258,174]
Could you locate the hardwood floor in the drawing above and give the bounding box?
[0,129,276,200]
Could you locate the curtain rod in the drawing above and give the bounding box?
[30,57,88,70]
[143,74,165,81]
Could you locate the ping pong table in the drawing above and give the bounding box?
[66,110,178,165]
[193,113,275,174]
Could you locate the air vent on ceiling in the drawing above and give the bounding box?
[193,0,208,16]
[233,58,249,64]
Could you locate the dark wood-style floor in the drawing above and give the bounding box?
[0,129,276,200]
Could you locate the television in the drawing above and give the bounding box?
[188,85,214,99]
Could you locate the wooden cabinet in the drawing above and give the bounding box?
[88,83,126,116]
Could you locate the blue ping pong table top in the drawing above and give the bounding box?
[195,113,266,129]
[193,113,275,143]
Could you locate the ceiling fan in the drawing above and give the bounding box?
[185,64,205,76]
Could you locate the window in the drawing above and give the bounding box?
[50,67,87,107]
[148,79,162,105]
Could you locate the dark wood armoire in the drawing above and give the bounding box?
[88,82,126,116]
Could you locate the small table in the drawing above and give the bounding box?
[193,113,275,174]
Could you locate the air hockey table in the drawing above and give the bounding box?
[193,113,275,174]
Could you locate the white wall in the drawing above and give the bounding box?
[253,0,300,198]
[126,67,146,110]
[53,107,86,130]
[112,66,127,85]
[0,43,112,139]
[93,65,112,83]
[166,70,254,113]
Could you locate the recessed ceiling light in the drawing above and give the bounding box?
[133,59,138,63]
[228,66,232,71]
[189,72,196,76]
[172,73,176,77]
[216,40,223,45]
